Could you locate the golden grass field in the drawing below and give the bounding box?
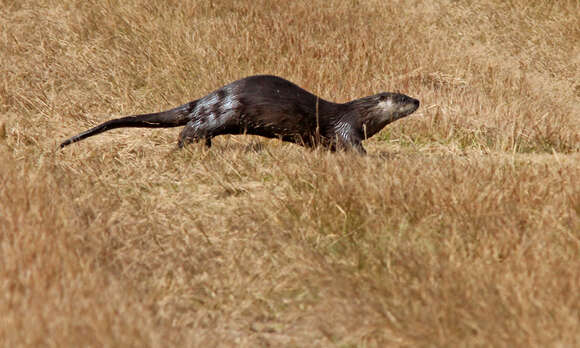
[1,0,579,346]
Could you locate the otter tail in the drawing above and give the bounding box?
[59,103,193,148]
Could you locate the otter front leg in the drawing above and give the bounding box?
[351,141,366,155]
[178,122,212,148]
[334,134,366,155]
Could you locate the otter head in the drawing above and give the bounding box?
[351,92,420,138]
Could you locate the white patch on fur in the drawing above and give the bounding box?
[377,99,395,112]
[199,93,219,108]
[192,94,218,129]
[206,112,219,129]
[192,91,239,130]
[334,121,352,139]
[220,93,239,116]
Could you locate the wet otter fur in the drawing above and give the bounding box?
[60,75,420,154]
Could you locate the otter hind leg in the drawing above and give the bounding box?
[177,123,212,148]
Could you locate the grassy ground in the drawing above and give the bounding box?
[1,0,579,346]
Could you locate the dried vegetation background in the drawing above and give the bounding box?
[1,0,579,346]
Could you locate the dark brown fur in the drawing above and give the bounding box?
[60,75,420,154]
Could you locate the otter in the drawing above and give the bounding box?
[59,75,420,154]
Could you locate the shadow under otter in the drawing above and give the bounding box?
[60,75,420,154]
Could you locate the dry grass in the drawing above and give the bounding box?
[1,0,579,346]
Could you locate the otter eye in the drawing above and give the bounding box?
[394,94,407,103]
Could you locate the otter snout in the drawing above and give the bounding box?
[408,97,420,112]
[396,94,419,106]
[392,94,420,118]
[411,97,420,108]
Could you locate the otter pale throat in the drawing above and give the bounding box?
[60,75,420,154]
